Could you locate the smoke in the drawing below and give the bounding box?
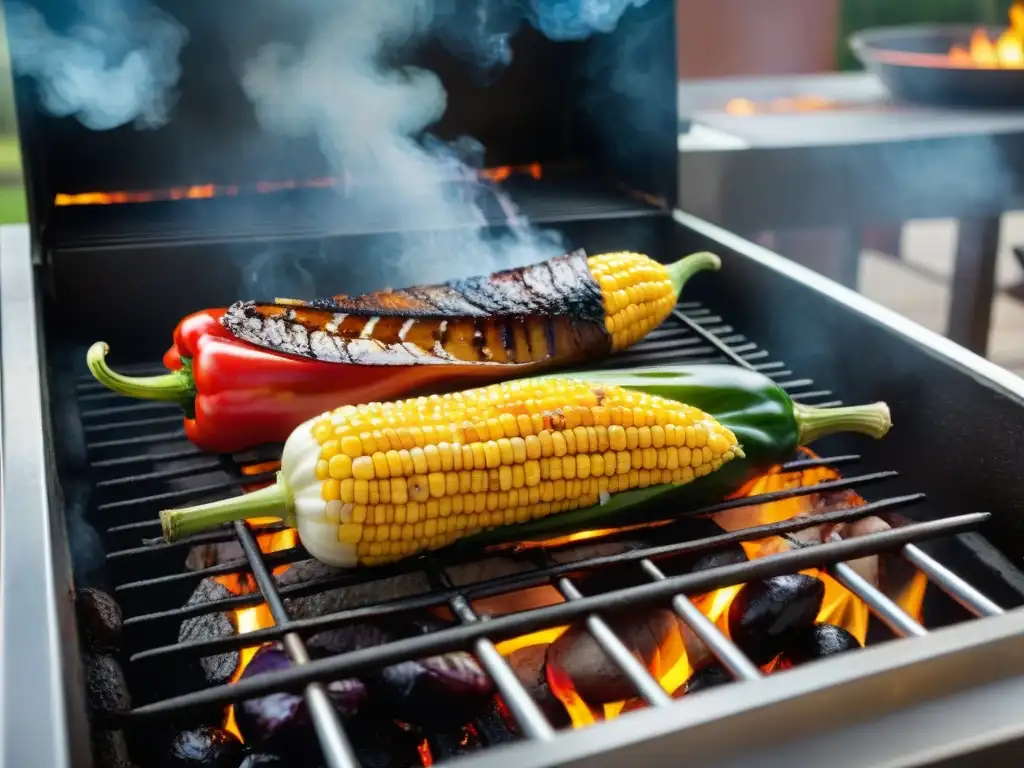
[5,0,187,130]
[240,0,650,290]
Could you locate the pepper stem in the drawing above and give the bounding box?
[160,473,295,542]
[87,342,196,408]
[667,251,722,296]
[793,401,892,446]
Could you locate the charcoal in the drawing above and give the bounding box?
[546,608,683,704]
[77,588,123,651]
[689,546,749,574]
[474,698,520,746]
[728,575,825,666]
[186,542,245,571]
[178,578,239,685]
[92,728,134,768]
[674,665,732,696]
[348,718,421,768]
[679,619,714,673]
[238,755,285,768]
[306,622,393,657]
[85,653,131,715]
[163,727,243,768]
[277,559,430,619]
[505,644,570,727]
[777,623,861,669]
[365,651,494,729]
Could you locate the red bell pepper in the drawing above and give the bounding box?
[162,309,233,371]
[88,332,524,454]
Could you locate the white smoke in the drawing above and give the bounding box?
[5,0,187,131]
[240,0,651,286]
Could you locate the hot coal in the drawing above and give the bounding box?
[675,665,732,696]
[178,579,239,685]
[547,608,684,704]
[504,644,570,728]
[77,588,123,652]
[238,755,285,768]
[236,645,365,757]
[85,653,131,715]
[163,727,243,768]
[92,728,133,768]
[679,619,714,673]
[777,623,861,669]
[365,651,494,729]
[728,574,825,666]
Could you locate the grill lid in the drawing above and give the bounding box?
[3,0,678,241]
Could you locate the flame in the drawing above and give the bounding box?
[723,95,837,116]
[417,740,434,767]
[53,165,545,207]
[214,464,300,741]
[496,451,930,728]
[949,3,1024,68]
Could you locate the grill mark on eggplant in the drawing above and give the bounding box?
[222,250,609,364]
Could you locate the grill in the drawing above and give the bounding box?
[7,0,1024,766]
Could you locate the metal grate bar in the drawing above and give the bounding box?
[81,401,178,418]
[902,544,1004,618]
[87,430,185,451]
[640,559,762,682]
[128,494,926,662]
[96,460,225,488]
[430,568,555,740]
[555,576,673,707]
[84,415,184,434]
[120,514,988,721]
[234,522,360,768]
[830,561,926,637]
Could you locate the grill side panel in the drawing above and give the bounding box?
[674,210,1024,570]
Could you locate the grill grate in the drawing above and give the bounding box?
[74,302,1001,768]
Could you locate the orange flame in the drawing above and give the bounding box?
[499,452,929,728]
[949,3,1024,68]
[53,165,545,207]
[214,464,300,742]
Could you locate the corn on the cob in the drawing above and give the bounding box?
[221,250,720,367]
[587,251,684,352]
[160,375,742,567]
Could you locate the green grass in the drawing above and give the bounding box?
[0,135,21,174]
[0,185,27,224]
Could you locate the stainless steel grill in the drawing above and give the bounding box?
[69,289,1002,768]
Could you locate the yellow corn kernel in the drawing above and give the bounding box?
[311,375,740,565]
[587,252,677,352]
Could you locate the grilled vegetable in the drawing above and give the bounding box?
[159,364,891,568]
[88,250,719,454]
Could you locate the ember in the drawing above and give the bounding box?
[52,164,545,207]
